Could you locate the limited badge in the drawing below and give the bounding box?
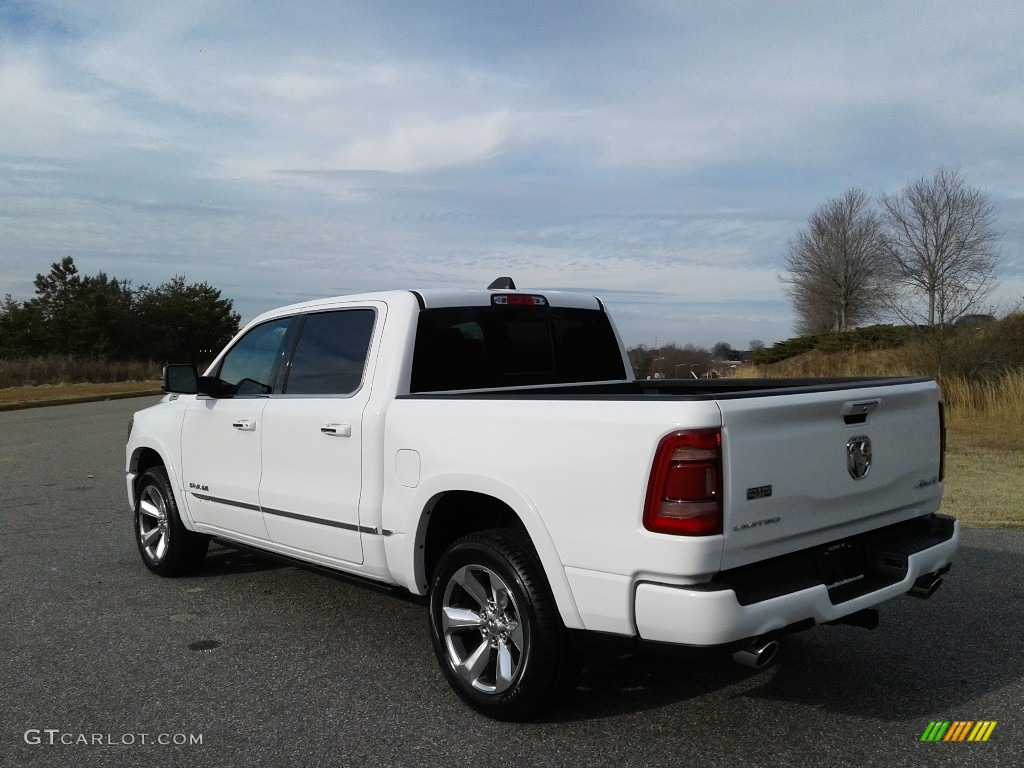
[846,435,872,480]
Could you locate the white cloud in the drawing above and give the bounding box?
[334,109,515,174]
[0,55,117,157]
[1,0,1022,348]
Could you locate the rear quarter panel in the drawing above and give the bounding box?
[381,397,728,589]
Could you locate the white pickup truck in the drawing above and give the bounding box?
[126,279,958,719]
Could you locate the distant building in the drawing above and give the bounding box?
[955,314,996,328]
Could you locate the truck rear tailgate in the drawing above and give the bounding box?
[717,379,943,571]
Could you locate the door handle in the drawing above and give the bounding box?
[321,423,352,438]
[232,419,257,431]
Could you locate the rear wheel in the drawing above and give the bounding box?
[429,528,572,720]
[134,466,208,576]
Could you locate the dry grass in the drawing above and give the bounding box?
[941,384,1024,528]
[941,439,1024,528]
[0,380,161,408]
[738,348,920,378]
[0,356,161,388]
[941,370,1024,445]
[0,356,162,408]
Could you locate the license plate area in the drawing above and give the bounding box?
[711,515,954,606]
[816,542,867,598]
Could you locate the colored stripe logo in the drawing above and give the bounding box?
[921,721,997,742]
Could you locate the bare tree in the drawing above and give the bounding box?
[782,189,890,336]
[880,168,1001,327]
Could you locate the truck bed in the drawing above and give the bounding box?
[399,376,934,399]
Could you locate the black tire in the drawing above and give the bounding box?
[428,528,573,720]
[133,466,209,577]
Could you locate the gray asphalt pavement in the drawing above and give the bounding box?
[1,397,1021,767]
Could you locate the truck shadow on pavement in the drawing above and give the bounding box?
[194,542,289,576]
[552,533,1022,722]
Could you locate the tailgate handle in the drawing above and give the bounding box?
[843,399,879,425]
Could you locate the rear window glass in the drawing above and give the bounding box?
[411,306,625,392]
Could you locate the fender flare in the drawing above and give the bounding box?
[128,440,196,530]
[392,473,584,630]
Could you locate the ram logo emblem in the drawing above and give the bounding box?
[846,436,872,480]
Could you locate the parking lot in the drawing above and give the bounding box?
[1,397,1020,767]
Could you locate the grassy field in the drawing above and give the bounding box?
[0,380,161,409]
[942,405,1024,528]
[0,356,162,409]
[0,355,160,389]
[942,438,1023,528]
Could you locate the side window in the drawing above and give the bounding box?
[284,309,376,395]
[216,318,292,396]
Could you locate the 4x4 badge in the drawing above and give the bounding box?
[847,436,872,480]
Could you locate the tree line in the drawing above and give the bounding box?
[782,168,1002,337]
[0,257,241,364]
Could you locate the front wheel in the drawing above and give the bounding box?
[428,529,572,720]
[133,466,209,577]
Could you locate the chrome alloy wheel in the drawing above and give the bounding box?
[440,564,526,694]
[137,484,170,563]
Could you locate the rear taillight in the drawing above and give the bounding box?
[644,429,723,536]
[938,401,946,482]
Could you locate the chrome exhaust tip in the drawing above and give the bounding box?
[908,573,943,599]
[731,639,779,669]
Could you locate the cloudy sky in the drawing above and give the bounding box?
[2,1,1022,348]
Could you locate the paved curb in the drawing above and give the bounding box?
[0,389,163,412]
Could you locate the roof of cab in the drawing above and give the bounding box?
[415,288,602,310]
[245,286,604,326]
